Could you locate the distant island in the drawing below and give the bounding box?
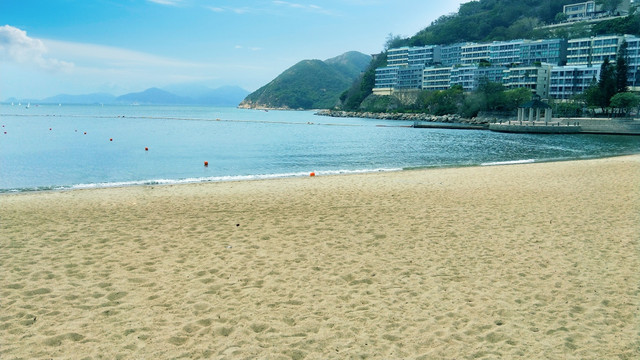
[4,85,250,107]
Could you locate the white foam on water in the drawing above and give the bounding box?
[481,159,535,166]
[65,168,404,191]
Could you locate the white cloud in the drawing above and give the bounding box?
[0,25,73,72]
[43,39,208,70]
[205,5,251,14]
[272,1,333,15]
[235,45,262,51]
[17,38,270,95]
[147,0,184,6]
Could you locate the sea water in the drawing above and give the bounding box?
[1,104,639,193]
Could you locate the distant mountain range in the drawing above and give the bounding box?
[5,85,250,106]
[239,51,372,110]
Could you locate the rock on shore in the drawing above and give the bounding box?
[315,110,487,124]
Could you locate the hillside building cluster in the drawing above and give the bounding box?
[374,34,640,99]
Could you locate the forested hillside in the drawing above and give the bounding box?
[239,52,371,110]
[407,0,575,46]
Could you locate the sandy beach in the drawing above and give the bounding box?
[1,155,639,359]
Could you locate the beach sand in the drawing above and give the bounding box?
[1,155,639,359]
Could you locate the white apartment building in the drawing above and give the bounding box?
[490,40,524,66]
[461,43,491,65]
[567,35,624,65]
[373,66,398,95]
[448,65,506,92]
[549,65,600,99]
[422,67,452,91]
[626,35,640,91]
[519,39,568,66]
[503,65,552,98]
[408,45,441,67]
[395,66,425,90]
[440,43,465,66]
[387,47,410,67]
[563,1,599,21]
[592,35,623,64]
[374,33,639,97]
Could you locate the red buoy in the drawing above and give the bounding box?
[310,172,315,177]
[145,147,148,151]
[110,138,113,141]
[204,161,209,167]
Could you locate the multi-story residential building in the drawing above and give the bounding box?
[387,47,410,67]
[519,39,568,66]
[461,43,491,65]
[373,33,637,97]
[567,35,623,65]
[626,35,640,91]
[408,45,442,67]
[490,40,524,66]
[449,66,477,91]
[503,65,552,98]
[440,43,465,66]
[591,35,623,64]
[549,65,600,99]
[449,65,506,91]
[387,46,442,68]
[476,66,509,84]
[373,66,398,95]
[563,1,599,21]
[567,37,593,65]
[395,66,425,90]
[422,67,452,91]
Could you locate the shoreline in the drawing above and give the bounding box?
[316,109,640,135]
[2,154,639,358]
[3,153,639,196]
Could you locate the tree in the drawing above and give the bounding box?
[418,85,465,115]
[596,0,623,15]
[384,34,407,51]
[504,88,533,111]
[477,79,508,111]
[615,40,629,93]
[339,52,387,111]
[592,13,640,36]
[610,92,640,117]
[597,58,617,111]
[555,12,568,23]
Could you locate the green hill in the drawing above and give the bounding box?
[239,51,371,110]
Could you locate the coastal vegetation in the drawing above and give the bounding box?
[344,82,533,119]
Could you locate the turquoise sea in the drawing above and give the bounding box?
[1,104,639,193]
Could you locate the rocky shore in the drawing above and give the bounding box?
[314,109,489,124]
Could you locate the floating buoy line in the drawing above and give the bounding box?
[0,113,411,128]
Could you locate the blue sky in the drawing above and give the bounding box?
[0,0,467,99]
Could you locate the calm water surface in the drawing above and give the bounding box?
[1,104,638,192]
